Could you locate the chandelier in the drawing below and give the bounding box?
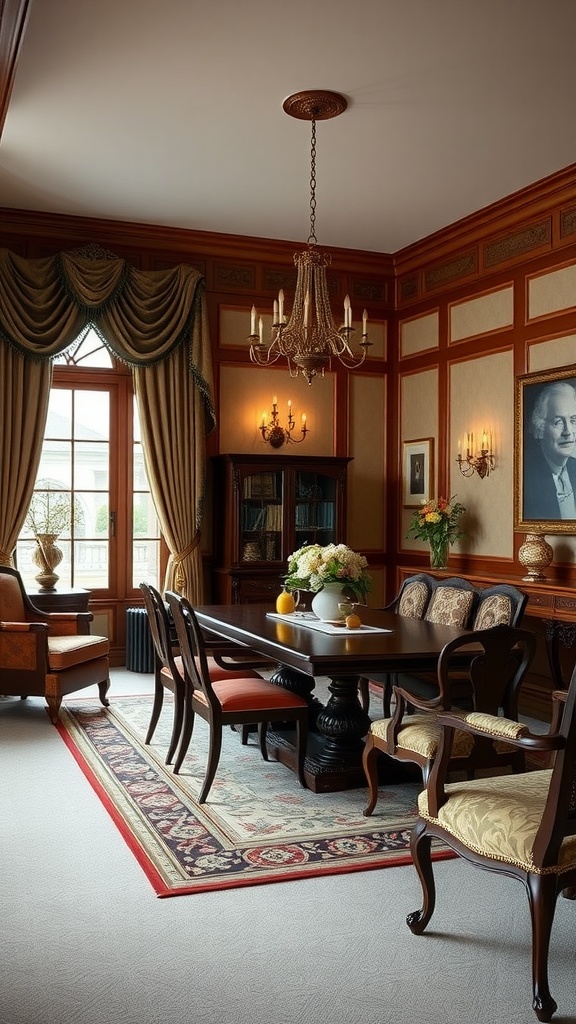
[249,90,371,385]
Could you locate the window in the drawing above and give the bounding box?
[17,329,163,594]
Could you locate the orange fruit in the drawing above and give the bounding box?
[345,613,362,629]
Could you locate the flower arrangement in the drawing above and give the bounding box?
[284,543,372,600]
[406,495,466,567]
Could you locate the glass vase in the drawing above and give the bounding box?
[429,536,449,570]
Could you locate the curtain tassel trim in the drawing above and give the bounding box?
[172,535,201,592]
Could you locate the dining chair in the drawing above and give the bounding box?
[0,565,110,723]
[357,573,437,714]
[363,624,537,815]
[406,661,576,1023]
[140,582,265,766]
[166,591,309,802]
[393,581,528,706]
[359,575,478,715]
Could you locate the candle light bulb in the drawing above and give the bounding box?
[250,305,257,336]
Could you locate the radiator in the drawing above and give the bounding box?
[126,607,154,673]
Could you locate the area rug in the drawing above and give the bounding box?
[56,695,450,897]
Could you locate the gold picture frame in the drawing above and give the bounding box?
[515,364,576,533]
[402,438,433,508]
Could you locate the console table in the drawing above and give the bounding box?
[397,565,576,721]
[26,587,91,614]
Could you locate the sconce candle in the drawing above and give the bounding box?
[456,428,495,479]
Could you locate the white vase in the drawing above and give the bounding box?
[311,582,347,622]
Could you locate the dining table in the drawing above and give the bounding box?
[195,602,472,792]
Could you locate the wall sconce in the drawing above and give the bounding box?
[260,397,308,448]
[456,430,495,479]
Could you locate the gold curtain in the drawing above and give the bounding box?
[0,246,215,601]
[0,345,52,567]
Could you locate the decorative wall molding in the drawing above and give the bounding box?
[483,220,551,268]
[424,252,477,292]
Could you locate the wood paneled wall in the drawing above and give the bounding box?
[3,159,576,601]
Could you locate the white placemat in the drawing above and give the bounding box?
[266,611,392,635]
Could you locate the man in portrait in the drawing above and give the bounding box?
[523,379,576,520]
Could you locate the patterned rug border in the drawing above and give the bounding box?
[56,699,453,898]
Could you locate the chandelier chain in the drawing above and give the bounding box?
[308,118,317,245]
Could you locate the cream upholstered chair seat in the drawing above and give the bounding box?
[369,708,525,762]
[418,767,576,874]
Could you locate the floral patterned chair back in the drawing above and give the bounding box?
[424,577,479,628]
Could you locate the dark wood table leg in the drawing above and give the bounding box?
[265,672,372,793]
[314,676,371,767]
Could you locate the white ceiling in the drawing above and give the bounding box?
[2,0,576,254]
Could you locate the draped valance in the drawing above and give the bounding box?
[0,246,215,427]
[0,244,215,602]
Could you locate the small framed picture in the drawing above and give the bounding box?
[402,438,433,507]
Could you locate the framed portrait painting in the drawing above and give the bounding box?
[515,364,576,533]
[402,438,433,508]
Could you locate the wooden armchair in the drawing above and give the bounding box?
[363,624,536,814]
[407,661,576,1022]
[0,566,109,723]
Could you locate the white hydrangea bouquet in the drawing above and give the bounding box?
[284,543,371,601]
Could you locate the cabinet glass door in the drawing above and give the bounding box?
[240,471,283,562]
[295,471,336,547]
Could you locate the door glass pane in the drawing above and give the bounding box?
[240,471,283,562]
[295,471,336,545]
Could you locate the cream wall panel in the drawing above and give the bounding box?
[449,351,514,559]
[528,263,576,320]
[528,334,576,373]
[450,286,513,343]
[218,366,335,455]
[400,311,439,357]
[220,306,268,348]
[400,368,438,550]
[348,374,386,552]
[528,336,576,561]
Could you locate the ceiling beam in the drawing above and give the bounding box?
[0,0,31,138]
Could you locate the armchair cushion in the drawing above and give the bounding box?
[418,769,576,874]
[47,634,109,671]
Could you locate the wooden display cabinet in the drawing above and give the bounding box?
[211,454,351,604]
